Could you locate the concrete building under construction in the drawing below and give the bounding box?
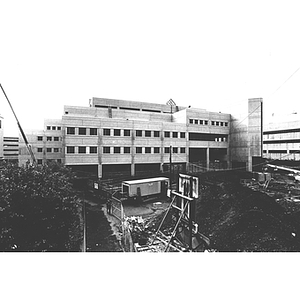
[18,97,263,178]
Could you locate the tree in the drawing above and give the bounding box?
[0,161,82,251]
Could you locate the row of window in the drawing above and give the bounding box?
[67,127,98,135]
[189,119,228,127]
[37,136,61,142]
[46,126,62,131]
[66,146,186,154]
[37,148,61,153]
[66,127,187,138]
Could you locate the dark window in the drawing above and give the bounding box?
[195,120,198,125]
[216,122,219,126]
[189,119,193,124]
[57,127,61,130]
[53,148,59,153]
[114,129,121,136]
[269,150,287,154]
[90,128,98,135]
[124,129,131,136]
[145,147,151,153]
[136,147,142,153]
[47,126,51,130]
[67,146,75,154]
[57,159,62,163]
[200,120,203,125]
[173,147,178,153]
[172,132,178,138]
[103,128,111,136]
[154,147,160,153]
[54,137,59,141]
[67,127,75,135]
[211,121,215,126]
[164,131,170,138]
[145,131,151,137]
[114,147,121,154]
[220,122,224,126]
[47,136,52,141]
[78,146,86,154]
[205,120,208,125]
[180,147,186,154]
[52,126,56,130]
[37,148,43,153]
[37,136,43,141]
[103,147,110,154]
[46,148,52,153]
[164,147,170,153]
[224,122,228,126]
[124,147,131,154]
[37,159,43,165]
[154,131,160,137]
[90,146,97,154]
[136,130,142,137]
[79,128,87,135]
[180,132,186,138]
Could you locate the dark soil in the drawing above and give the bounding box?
[85,204,122,252]
[76,187,123,252]
[195,171,300,251]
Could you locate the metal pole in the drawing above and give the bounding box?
[83,199,86,252]
[169,145,172,188]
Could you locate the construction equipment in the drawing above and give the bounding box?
[0,84,36,165]
[265,164,300,181]
[151,190,210,251]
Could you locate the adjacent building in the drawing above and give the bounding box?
[263,119,300,161]
[0,115,3,159]
[19,97,263,178]
[3,136,19,162]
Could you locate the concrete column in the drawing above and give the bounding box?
[131,163,135,176]
[98,164,102,179]
[206,148,210,171]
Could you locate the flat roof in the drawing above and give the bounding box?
[123,177,169,185]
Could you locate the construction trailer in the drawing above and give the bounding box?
[122,177,169,202]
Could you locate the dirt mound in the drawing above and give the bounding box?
[195,171,300,251]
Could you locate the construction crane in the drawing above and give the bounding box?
[0,84,36,165]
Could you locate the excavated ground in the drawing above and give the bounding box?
[194,171,300,252]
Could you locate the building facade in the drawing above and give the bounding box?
[263,119,300,161]
[19,97,263,178]
[0,116,3,159]
[3,136,19,162]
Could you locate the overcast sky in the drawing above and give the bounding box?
[1,0,300,136]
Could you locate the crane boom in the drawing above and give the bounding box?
[0,84,36,165]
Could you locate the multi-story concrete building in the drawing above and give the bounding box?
[19,119,63,166]
[0,115,3,159]
[263,119,300,161]
[19,97,263,178]
[3,136,19,162]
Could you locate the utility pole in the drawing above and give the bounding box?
[169,145,172,188]
[83,199,86,252]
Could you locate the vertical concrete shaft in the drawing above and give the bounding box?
[206,148,210,171]
[248,98,263,172]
